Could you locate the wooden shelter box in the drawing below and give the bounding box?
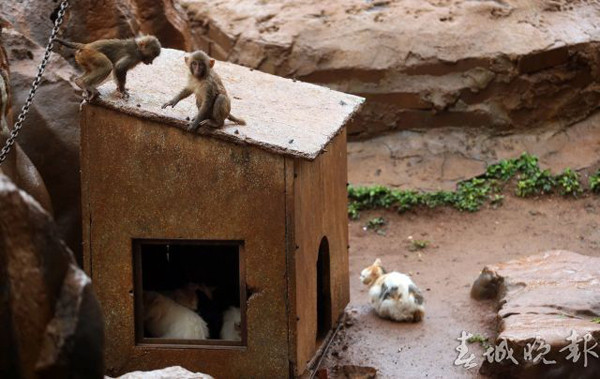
[80,48,364,378]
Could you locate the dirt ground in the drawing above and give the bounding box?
[321,192,600,378]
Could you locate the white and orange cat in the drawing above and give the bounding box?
[360,258,425,322]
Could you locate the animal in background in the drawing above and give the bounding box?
[360,258,425,322]
[168,282,200,310]
[56,36,161,100]
[143,291,209,339]
[220,306,242,341]
[162,50,246,131]
[470,269,500,300]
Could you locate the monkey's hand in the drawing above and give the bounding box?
[116,88,130,99]
[161,99,178,109]
[199,119,220,128]
[188,117,202,132]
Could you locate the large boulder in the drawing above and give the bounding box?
[0,0,192,51]
[0,22,52,214]
[472,251,600,378]
[0,174,104,378]
[2,25,83,257]
[0,2,197,258]
[177,0,600,138]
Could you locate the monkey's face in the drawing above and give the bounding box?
[185,51,216,80]
[136,36,161,65]
[142,55,155,65]
[189,59,207,79]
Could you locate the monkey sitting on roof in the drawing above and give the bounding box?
[162,50,246,131]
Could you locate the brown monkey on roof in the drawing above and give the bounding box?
[56,36,161,100]
[162,50,245,131]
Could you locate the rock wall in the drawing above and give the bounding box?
[471,251,600,378]
[177,0,600,138]
[0,1,199,257]
[0,22,53,215]
[1,25,82,258]
[0,174,104,379]
[0,0,192,51]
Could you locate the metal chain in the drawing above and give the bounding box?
[0,0,70,165]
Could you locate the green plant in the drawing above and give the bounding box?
[347,185,392,209]
[347,185,424,216]
[589,170,600,194]
[347,153,589,219]
[421,191,455,208]
[484,158,518,181]
[490,194,504,206]
[454,178,492,212]
[348,201,360,220]
[515,153,541,175]
[409,238,429,251]
[467,334,490,349]
[556,168,582,197]
[516,169,555,197]
[395,190,422,213]
[365,217,386,231]
[591,317,600,324]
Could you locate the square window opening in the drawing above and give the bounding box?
[133,239,245,347]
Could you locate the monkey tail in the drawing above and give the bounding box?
[228,114,246,126]
[55,39,84,49]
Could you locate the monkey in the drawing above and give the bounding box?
[161,50,245,131]
[56,36,161,100]
[470,269,501,300]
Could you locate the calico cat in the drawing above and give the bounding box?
[220,306,242,341]
[143,291,209,339]
[360,258,425,322]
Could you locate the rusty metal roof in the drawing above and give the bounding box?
[94,48,364,160]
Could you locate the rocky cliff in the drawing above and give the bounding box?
[177,0,600,137]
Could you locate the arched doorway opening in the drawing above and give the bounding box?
[316,236,332,345]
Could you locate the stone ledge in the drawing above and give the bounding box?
[472,250,600,378]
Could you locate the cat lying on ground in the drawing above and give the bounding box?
[360,258,425,322]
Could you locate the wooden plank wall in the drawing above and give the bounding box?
[81,105,290,378]
[290,129,350,375]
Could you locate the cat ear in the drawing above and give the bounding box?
[209,59,215,68]
[374,258,382,266]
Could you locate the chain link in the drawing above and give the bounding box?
[0,0,70,165]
